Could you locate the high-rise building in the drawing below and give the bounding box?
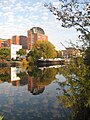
[27,27,48,49]
[19,36,28,49]
[12,35,20,45]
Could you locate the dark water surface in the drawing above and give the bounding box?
[0,66,89,120]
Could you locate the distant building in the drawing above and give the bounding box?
[11,44,22,60]
[6,39,12,47]
[0,27,48,50]
[0,39,3,48]
[0,38,8,47]
[62,47,81,58]
[27,27,48,49]
[12,35,20,45]
[19,36,28,49]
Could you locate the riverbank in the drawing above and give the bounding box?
[0,60,29,67]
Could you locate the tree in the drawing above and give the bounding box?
[17,49,26,57]
[44,1,90,118]
[0,47,10,59]
[45,0,90,32]
[57,57,90,119]
[37,40,57,58]
[45,0,90,65]
[27,40,57,63]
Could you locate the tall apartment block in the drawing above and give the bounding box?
[27,27,48,50]
[0,27,48,50]
[19,36,28,49]
[12,35,20,45]
[11,35,28,49]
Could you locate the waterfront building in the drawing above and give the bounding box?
[12,35,20,45]
[11,44,22,60]
[19,36,28,49]
[27,27,48,49]
[0,27,48,50]
[62,47,81,58]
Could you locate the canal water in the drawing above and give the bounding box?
[0,66,89,120]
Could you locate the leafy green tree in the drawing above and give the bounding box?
[45,1,90,119]
[27,40,57,63]
[28,66,58,86]
[0,47,10,59]
[84,47,90,66]
[45,0,90,33]
[57,57,90,119]
[45,0,90,65]
[17,49,26,56]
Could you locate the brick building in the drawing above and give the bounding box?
[19,36,28,49]
[12,35,20,45]
[0,27,48,50]
[27,27,48,49]
[0,38,8,47]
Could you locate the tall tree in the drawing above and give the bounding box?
[45,0,90,65]
[27,40,57,63]
[45,0,90,33]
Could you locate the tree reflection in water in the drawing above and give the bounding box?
[0,66,58,96]
[57,58,90,120]
[27,66,58,95]
[0,67,10,82]
[0,62,89,119]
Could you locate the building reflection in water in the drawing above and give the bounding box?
[10,67,45,95]
[11,67,45,95]
[11,67,21,86]
[0,66,58,95]
[11,67,28,86]
[28,77,45,95]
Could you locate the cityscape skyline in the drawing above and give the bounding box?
[0,0,79,50]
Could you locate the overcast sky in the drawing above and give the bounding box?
[0,0,80,50]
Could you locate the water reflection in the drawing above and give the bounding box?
[56,59,90,120]
[27,66,59,95]
[0,66,72,120]
[0,66,58,95]
[0,64,89,120]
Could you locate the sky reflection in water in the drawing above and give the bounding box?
[0,66,72,120]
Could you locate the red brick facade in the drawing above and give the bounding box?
[0,27,48,50]
[27,27,48,50]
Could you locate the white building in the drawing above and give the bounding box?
[11,44,22,59]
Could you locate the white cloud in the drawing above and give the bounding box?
[9,0,16,4]
[0,0,79,50]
